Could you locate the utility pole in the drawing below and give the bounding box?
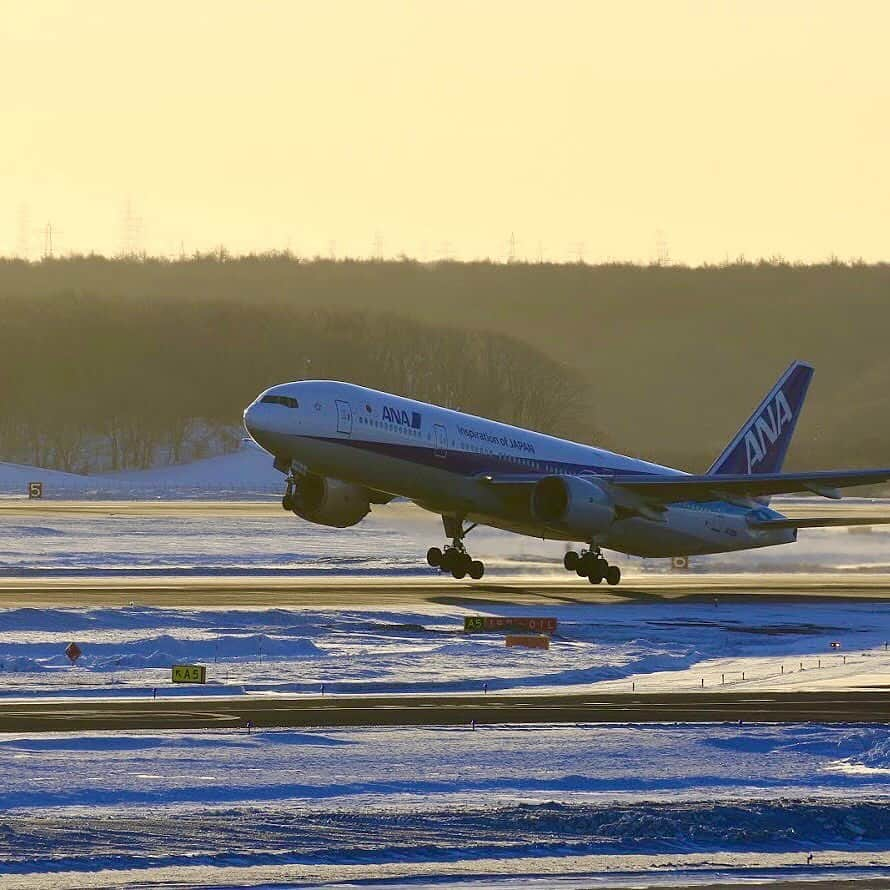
[507,232,516,264]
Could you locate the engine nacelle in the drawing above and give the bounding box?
[531,475,615,536]
[293,474,371,529]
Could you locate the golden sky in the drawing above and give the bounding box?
[1,0,888,263]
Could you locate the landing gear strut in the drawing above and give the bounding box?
[282,472,303,513]
[427,516,485,580]
[564,547,621,586]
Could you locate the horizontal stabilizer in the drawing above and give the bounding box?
[749,516,890,530]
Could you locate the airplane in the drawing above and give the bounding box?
[243,361,890,585]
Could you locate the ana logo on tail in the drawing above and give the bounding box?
[745,389,793,472]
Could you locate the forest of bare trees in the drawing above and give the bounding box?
[0,289,590,473]
[1,254,889,474]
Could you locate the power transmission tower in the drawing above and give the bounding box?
[41,222,60,259]
[654,228,670,266]
[119,198,143,257]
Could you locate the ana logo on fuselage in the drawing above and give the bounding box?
[745,389,793,472]
[382,405,422,429]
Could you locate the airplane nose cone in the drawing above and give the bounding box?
[243,402,260,439]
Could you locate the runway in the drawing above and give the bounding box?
[3,574,890,608]
[4,497,890,519]
[5,689,890,732]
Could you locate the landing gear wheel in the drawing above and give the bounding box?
[433,516,484,581]
[282,493,294,511]
[578,553,599,578]
[563,551,580,571]
[605,565,621,586]
[588,568,603,584]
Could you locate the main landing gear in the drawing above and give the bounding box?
[427,516,485,580]
[563,548,621,586]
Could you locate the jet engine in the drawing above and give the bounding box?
[292,474,371,528]
[531,475,615,536]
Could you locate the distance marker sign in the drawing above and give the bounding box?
[464,616,557,634]
[171,664,207,684]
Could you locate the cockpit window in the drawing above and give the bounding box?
[261,395,299,408]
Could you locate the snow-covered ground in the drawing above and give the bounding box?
[0,596,888,698]
[2,594,890,884]
[4,455,890,885]
[3,723,890,887]
[0,439,282,498]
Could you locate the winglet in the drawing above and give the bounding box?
[707,361,814,477]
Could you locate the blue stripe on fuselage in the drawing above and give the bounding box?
[297,434,766,518]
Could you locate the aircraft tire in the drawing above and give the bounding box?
[469,560,484,580]
[588,571,603,584]
[452,566,467,580]
[605,565,621,586]
[282,494,294,511]
[563,551,579,571]
[427,547,443,568]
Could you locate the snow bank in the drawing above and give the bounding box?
[0,439,281,498]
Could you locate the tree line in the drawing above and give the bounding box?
[0,293,591,473]
[1,253,889,474]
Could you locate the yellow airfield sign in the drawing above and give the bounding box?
[171,664,207,683]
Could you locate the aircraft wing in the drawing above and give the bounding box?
[747,516,890,530]
[608,468,890,503]
[479,468,890,503]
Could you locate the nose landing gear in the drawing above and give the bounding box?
[564,548,621,585]
[281,471,307,513]
[282,475,298,512]
[427,516,485,580]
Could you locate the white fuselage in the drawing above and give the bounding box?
[243,380,795,557]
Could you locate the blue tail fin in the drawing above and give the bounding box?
[707,361,814,476]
